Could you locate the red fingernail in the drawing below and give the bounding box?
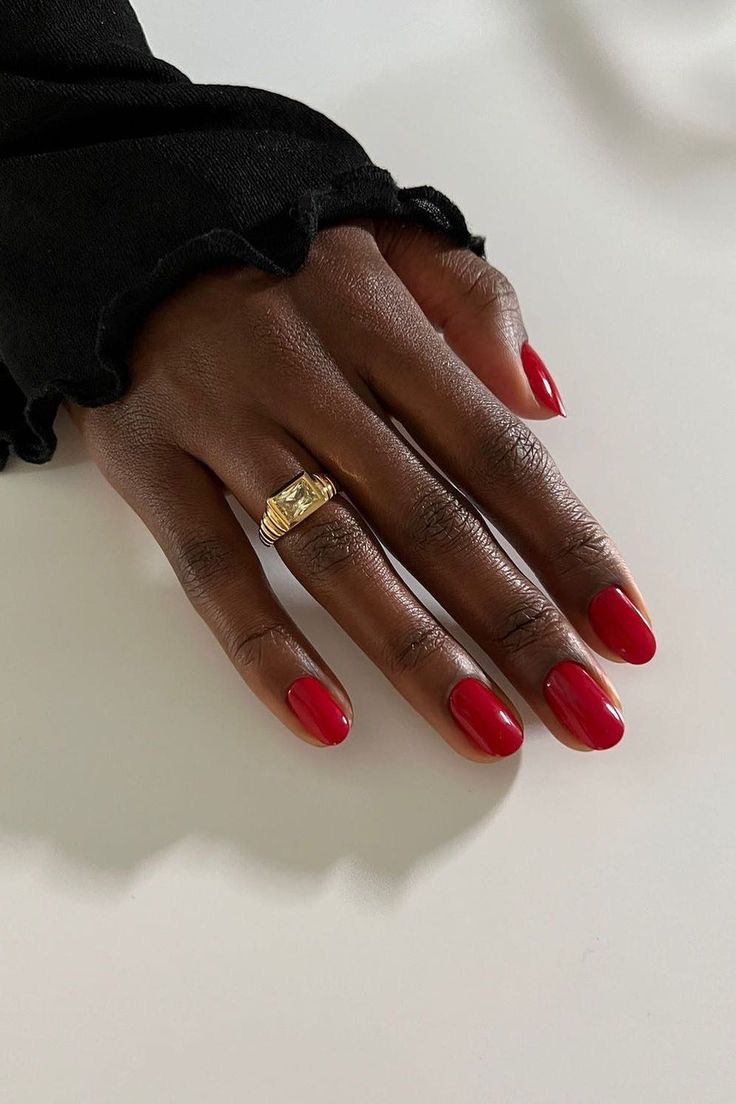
[449,678,523,757]
[589,586,656,665]
[521,342,566,417]
[287,677,351,746]
[544,662,624,750]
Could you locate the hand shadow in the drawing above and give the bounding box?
[1,450,521,899]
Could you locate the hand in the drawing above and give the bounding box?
[70,222,655,758]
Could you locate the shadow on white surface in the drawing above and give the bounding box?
[1,420,521,894]
[536,0,736,159]
[334,2,736,251]
[0,598,520,892]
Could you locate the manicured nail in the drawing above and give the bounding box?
[544,662,624,750]
[589,585,656,665]
[287,677,351,746]
[449,678,523,757]
[521,342,566,417]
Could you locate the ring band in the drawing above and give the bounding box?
[259,471,338,547]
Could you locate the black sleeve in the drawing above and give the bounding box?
[0,0,483,470]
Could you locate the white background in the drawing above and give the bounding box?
[2,1,735,1100]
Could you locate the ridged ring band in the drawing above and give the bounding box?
[259,471,338,547]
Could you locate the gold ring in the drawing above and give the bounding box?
[259,471,338,547]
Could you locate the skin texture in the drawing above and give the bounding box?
[69,220,651,759]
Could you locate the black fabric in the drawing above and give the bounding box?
[0,0,483,469]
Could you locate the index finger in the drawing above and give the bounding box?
[361,317,656,669]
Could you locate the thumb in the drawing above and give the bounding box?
[374,222,565,420]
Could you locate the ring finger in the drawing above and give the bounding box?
[199,429,525,761]
[282,384,625,752]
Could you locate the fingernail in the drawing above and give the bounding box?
[449,678,523,757]
[287,677,351,746]
[521,342,566,417]
[589,585,656,665]
[544,662,624,750]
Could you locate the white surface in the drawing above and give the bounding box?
[2,2,735,1100]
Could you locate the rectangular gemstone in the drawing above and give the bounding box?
[271,474,323,523]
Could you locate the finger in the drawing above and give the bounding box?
[360,320,656,683]
[286,380,624,752]
[200,431,524,762]
[112,449,353,748]
[375,222,565,419]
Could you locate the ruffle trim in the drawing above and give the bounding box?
[0,164,484,470]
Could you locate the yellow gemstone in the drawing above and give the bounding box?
[269,473,325,525]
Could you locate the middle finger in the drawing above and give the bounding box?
[290,383,625,752]
[351,286,654,672]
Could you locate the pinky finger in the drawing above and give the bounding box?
[129,452,352,748]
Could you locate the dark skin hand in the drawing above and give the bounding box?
[69,221,653,759]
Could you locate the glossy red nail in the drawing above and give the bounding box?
[521,342,566,417]
[287,677,350,746]
[449,678,523,757]
[544,662,624,750]
[589,586,656,665]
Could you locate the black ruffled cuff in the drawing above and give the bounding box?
[1,0,483,473]
[0,151,482,469]
[1,2,484,469]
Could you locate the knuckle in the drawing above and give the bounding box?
[492,597,562,657]
[223,620,291,672]
[91,389,161,450]
[172,533,238,603]
[287,510,377,581]
[477,407,551,488]
[238,295,315,376]
[386,620,448,677]
[547,518,614,578]
[457,260,519,319]
[406,489,484,555]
